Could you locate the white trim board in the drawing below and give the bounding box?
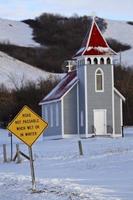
[112,64,115,136]
[120,98,123,127]
[77,82,80,135]
[39,99,61,105]
[114,87,125,101]
[61,98,65,137]
[85,64,89,137]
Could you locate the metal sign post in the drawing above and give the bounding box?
[10,133,13,161]
[28,146,36,191]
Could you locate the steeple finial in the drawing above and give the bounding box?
[91,11,96,22]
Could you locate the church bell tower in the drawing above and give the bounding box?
[74,18,117,137]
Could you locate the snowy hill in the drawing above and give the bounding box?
[104,19,133,67]
[0,51,61,89]
[0,18,39,47]
[0,18,133,67]
[0,17,132,90]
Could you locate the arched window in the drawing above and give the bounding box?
[87,58,91,64]
[107,57,111,64]
[94,58,98,64]
[95,68,104,92]
[100,57,104,64]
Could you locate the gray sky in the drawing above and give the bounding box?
[0,0,133,21]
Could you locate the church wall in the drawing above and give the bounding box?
[114,93,122,135]
[63,84,78,135]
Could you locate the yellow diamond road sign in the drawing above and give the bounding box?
[7,105,48,147]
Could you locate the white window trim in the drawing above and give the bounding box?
[56,103,59,127]
[95,68,104,92]
[44,106,48,122]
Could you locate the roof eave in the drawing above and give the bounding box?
[39,79,79,105]
[114,87,126,102]
[39,98,61,105]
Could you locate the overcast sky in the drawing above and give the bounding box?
[0,0,133,21]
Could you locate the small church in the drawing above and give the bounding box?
[39,18,125,138]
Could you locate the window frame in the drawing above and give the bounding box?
[80,110,84,127]
[94,57,98,65]
[87,57,92,64]
[95,68,104,92]
[55,103,59,127]
[44,106,48,122]
[107,57,111,64]
[100,57,104,64]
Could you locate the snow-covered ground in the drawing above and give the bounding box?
[0,51,62,89]
[0,18,39,47]
[104,19,133,67]
[0,127,133,200]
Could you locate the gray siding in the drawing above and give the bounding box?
[77,62,114,135]
[77,65,86,134]
[41,101,62,137]
[63,84,78,134]
[87,64,113,134]
[114,92,122,134]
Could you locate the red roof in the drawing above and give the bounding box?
[88,23,107,47]
[40,70,78,103]
[74,19,116,57]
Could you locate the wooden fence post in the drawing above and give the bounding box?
[28,146,36,191]
[16,144,22,163]
[78,140,83,156]
[3,144,8,162]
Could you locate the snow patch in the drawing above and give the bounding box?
[0,18,39,47]
[104,19,133,66]
[0,51,63,89]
